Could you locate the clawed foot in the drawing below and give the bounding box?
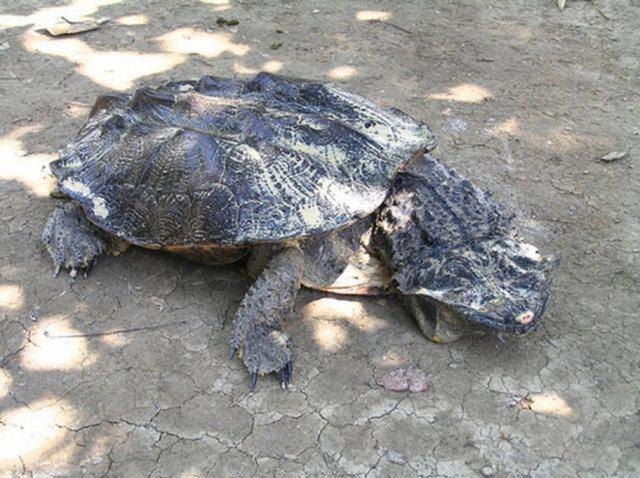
[43,203,106,283]
[53,258,97,283]
[230,325,293,391]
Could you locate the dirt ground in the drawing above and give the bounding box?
[0,0,638,476]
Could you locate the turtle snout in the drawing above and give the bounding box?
[510,289,549,331]
[515,310,534,325]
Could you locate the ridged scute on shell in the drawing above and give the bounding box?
[50,72,436,246]
[375,154,551,332]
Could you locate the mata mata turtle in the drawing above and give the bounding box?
[43,72,551,389]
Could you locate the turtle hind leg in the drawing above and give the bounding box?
[402,295,479,344]
[230,247,304,390]
[42,202,108,282]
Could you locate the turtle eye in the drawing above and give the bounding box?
[364,121,374,129]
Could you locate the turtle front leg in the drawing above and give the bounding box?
[230,247,304,390]
[42,202,109,282]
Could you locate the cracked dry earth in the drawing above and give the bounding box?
[0,0,639,476]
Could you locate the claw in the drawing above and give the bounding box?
[279,368,288,390]
[53,265,61,278]
[84,260,95,278]
[250,372,258,391]
[69,268,78,284]
[229,345,238,360]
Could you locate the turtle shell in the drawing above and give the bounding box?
[50,72,436,247]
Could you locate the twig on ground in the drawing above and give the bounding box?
[370,19,413,35]
[44,319,189,339]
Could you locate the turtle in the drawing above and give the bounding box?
[42,72,551,389]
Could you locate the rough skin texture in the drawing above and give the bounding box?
[41,202,106,279]
[231,247,304,386]
[375,154,550,333]
[50,72,436,247]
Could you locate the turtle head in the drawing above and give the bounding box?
[396,237,553,337]
[374,153,554,340]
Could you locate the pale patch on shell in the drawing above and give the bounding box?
[61,178,92,196]
[300,205,323,228]
[91,196,109,219]
[235,143,261,161]
[329,86,431,151]
[176,84,194,92]
[321,179,384,217]
[61,179,109,219]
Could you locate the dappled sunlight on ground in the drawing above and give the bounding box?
[23,30,185,90]
[178,466,206,477]
[233,59,283,75]
[0,369,12,399]
[0,284,24,311]
[303,297,387,335]
[197,0,232,11]
[81,434,113,471]
[356,11,391,21]
[233,61,257,75]
[157,27,249,58]
[526,393,574,417]
[115,14,149,26]
[546,129,598,153]
[23,22,253,90]
[490,117,521,136]
[428,83,494,103]
[518,126,605,154]
[328,65,358,80]
[20,316,99,371]
[0,0,122,30]
[311,320,348,352]
[63,101,91,118]
[262,60,283,73]
[0,125,56,197]
[99,331,131,347]
[0,397,76,469]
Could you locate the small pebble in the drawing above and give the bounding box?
[443,117,468,135]
[385,450,406,465]
[600,151,627,162]
[481,465,494,476]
